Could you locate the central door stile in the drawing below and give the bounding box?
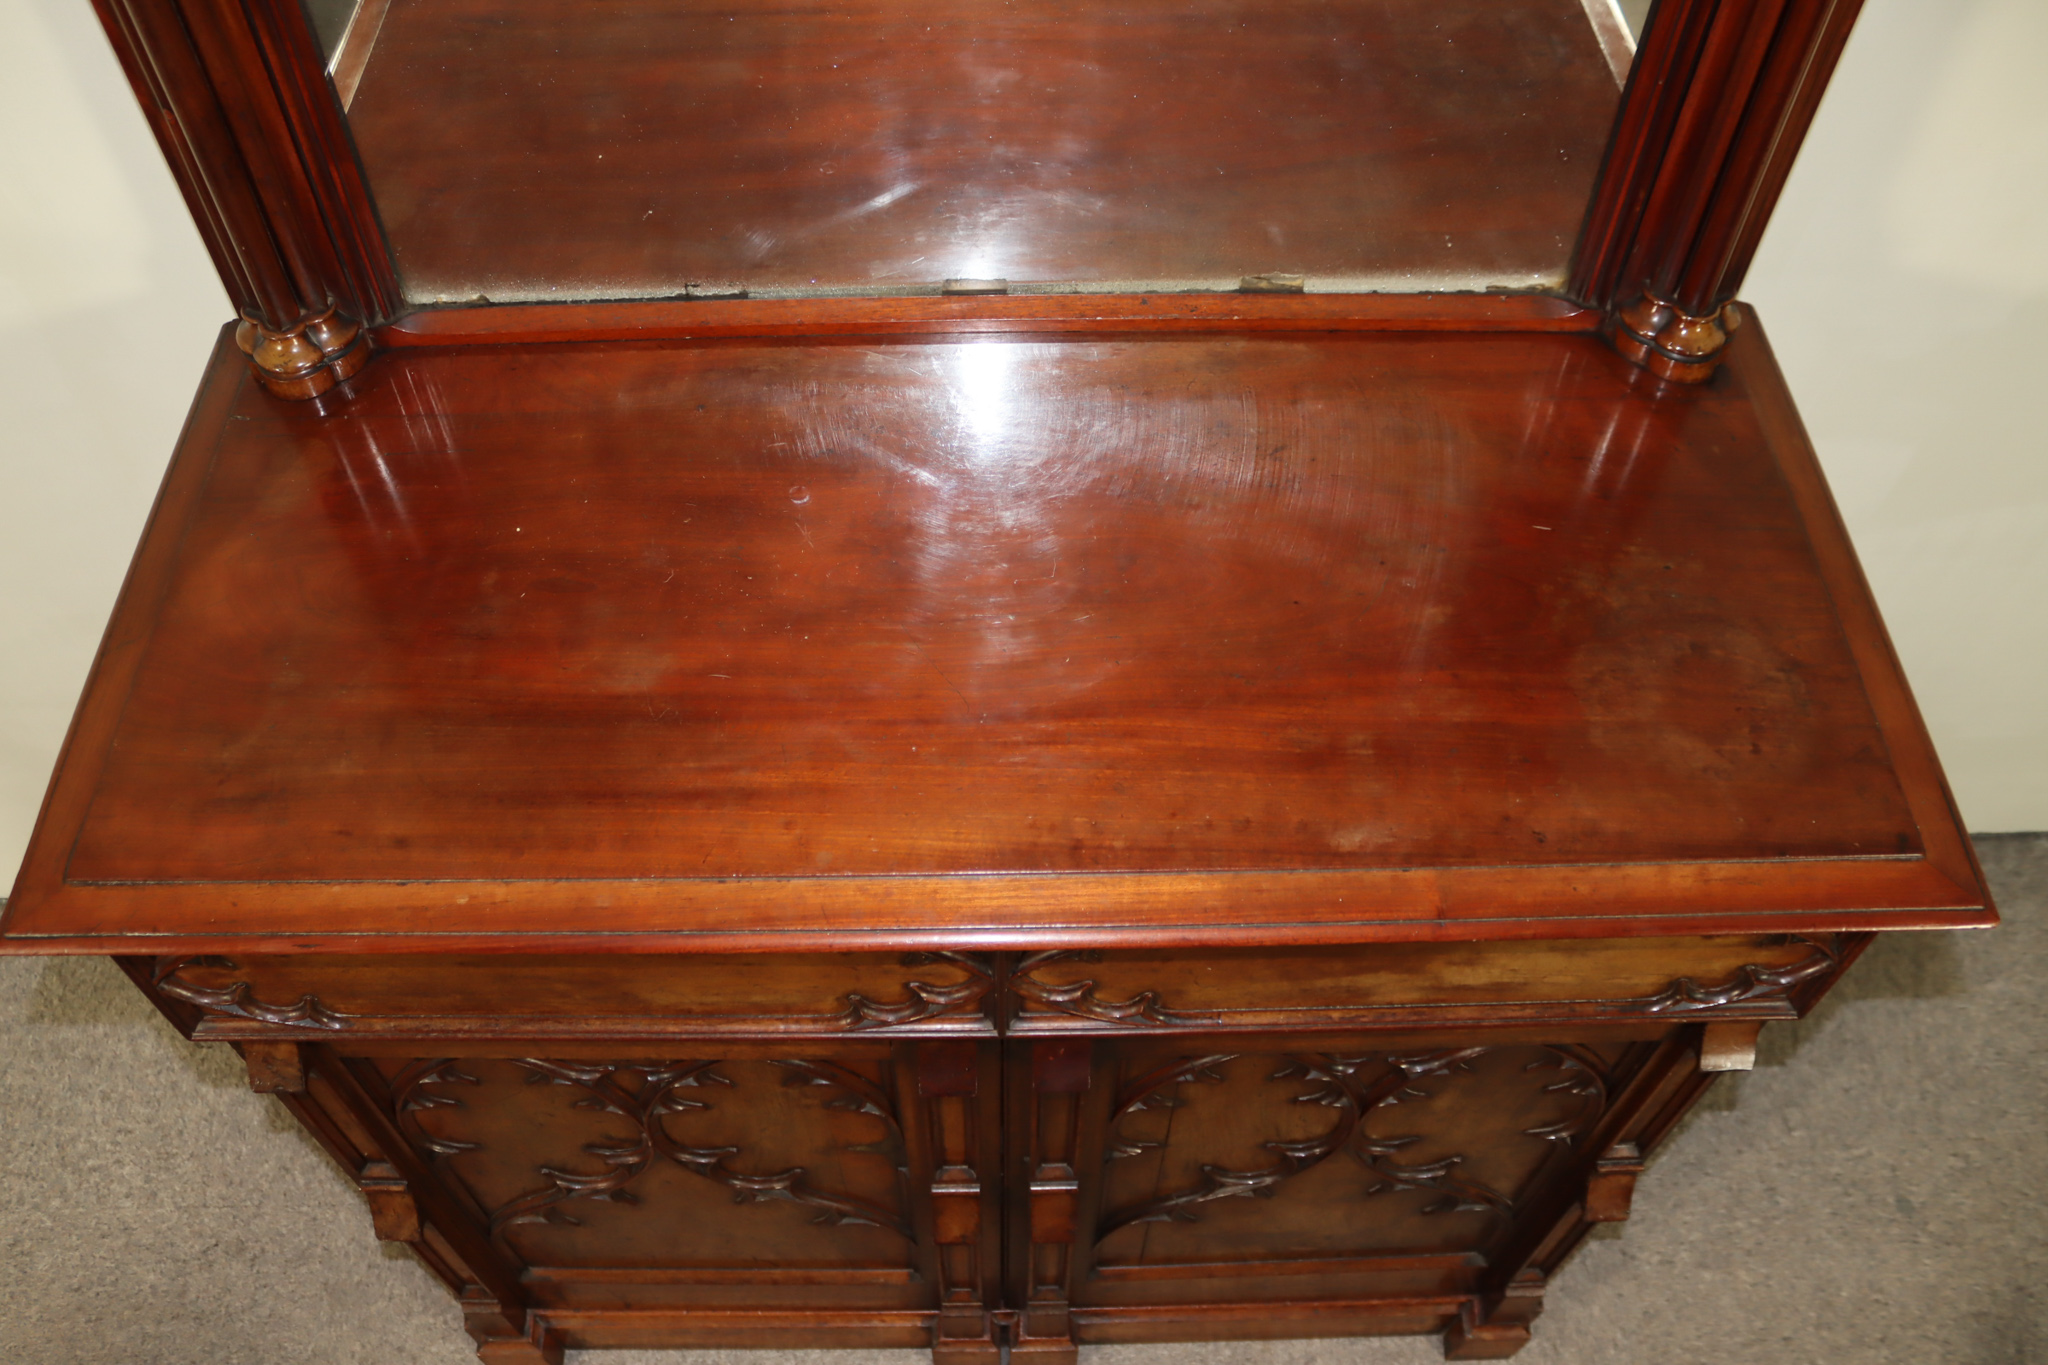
[912,1038,1005,1364]
[1003,1034,1109,1363]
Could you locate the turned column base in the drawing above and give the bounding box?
[1607,289,1740,384]
[235,305,369,399]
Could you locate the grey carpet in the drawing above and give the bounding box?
[2,834,2042,1364]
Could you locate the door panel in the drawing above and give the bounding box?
[1049,1035,1648,1317]
[366,1047,937,1316]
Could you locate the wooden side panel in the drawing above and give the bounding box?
[199,1039,539,1334]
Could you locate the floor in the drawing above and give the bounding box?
[1,834,2042,1365]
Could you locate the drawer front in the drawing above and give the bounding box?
[1005,934,1845,1034]
[142,950,1001,1039]
[137,933,1845,1043]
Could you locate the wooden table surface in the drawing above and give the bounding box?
[342,0,1625,303]
[0,320,1990,951]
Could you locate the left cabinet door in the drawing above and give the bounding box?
[192,1030,1008,1360]
[126,950,1013,1357]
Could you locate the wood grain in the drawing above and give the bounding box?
[0,325,1991,952]
[19,0,1993,1356]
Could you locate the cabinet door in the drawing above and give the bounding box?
[1008,1030,1695,1350]
[333,1040,1001,1354]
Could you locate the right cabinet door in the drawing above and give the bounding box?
[1010,1027,1710,1351]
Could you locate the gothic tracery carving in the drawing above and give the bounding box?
[391,1058,915,1242]
[1010,950,1203,1027]
[838,952,995,1029]
[1636,936,1841,1013]
[1097,1045,1615,1241]
[150,955,349,1029]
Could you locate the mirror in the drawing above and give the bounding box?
[305,0,391,108]
[316,0,1641,307]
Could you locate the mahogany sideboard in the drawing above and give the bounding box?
[1,0,1998,1359]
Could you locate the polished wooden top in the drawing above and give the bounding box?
[1,319,1990,951]
[343,0,1625,304]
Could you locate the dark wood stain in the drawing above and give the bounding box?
[12,0,1998,1356]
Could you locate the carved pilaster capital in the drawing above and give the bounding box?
[1607,289,1743,384]
[235,304,368,399]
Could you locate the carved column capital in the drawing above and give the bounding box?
[235,304,368,399]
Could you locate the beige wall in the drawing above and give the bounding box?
[1742,0,2048,832]
[2,0,230,892]
[1,0,2041,893]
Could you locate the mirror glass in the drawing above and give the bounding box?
[318,0,1640,306]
